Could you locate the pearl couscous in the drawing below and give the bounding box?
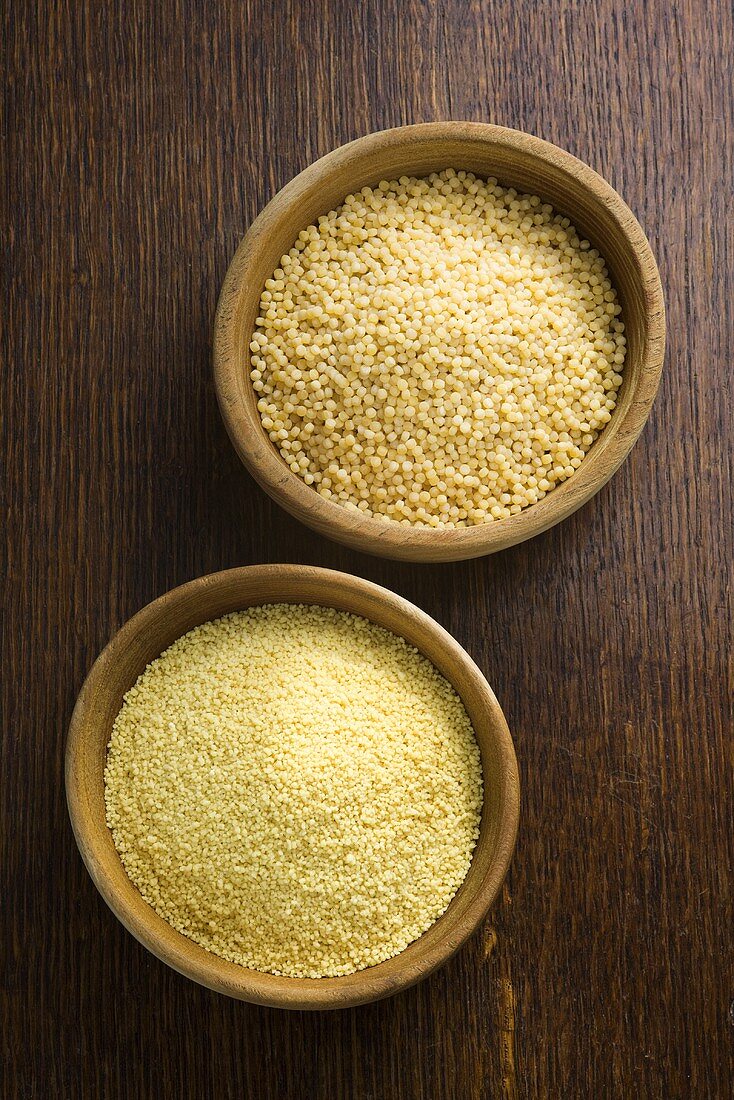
[250,170,626,527]
[105,604,483,978]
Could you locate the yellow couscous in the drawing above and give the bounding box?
[250,170,625,526]
[104,604,483,978]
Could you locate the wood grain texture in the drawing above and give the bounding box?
[3,0,732,1096]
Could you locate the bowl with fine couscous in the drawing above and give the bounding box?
[66,565,520,1009]
[214,122,665,561]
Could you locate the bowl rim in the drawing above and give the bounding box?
[213,121,666,562]
[66,564,520,1009]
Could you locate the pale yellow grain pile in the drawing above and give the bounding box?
[104,604,483,978]
[250,170,626,526]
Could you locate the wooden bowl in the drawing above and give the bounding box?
[214,122,665,562]
[66,565,520,1009]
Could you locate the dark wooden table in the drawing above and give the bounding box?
[4,1,733,1096]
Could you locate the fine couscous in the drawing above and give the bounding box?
[250,170,626,527]
[104,604,483,978]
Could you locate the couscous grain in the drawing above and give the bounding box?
[104,604,483,978]
[250,170,626,526]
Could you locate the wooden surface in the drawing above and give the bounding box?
[3,0,732,1095]
[213,121,665,562]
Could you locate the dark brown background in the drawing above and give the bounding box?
[3,0,733,1096]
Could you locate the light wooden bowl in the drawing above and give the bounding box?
[66,565,519,1009]
[214,122,665,562]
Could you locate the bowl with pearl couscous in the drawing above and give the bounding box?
[66,565,519,1009]
[214,122,664,561]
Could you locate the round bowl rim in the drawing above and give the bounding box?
[213,121,666,562]
[65,564,520,1009]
